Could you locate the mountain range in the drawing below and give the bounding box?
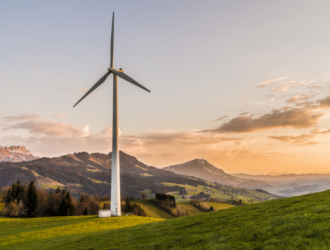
[0,146,38,162]
[2,145,328,198]
[0,146,279,202]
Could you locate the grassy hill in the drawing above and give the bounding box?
[164,182,277,203]
[2,190,330,249]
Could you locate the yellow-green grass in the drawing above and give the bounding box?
[35,179,65,190]
[172,202,204,216]
[87,177,104,184]
[0,215,162,250]
[132,200,174,219]
[140,173,152,177]
[201,202,234,211]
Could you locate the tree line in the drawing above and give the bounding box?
[1,180,110,218]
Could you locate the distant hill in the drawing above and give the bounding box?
[0,146,38,162]
[233,172,330,197]
[164,159,271,189]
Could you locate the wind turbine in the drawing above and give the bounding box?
[73,12,150,216]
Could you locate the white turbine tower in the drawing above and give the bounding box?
[73,12,150,216]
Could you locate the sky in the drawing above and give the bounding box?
[1,0,330,174]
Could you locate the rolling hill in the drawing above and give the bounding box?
[233,172,330,197]
[1,190,330,249]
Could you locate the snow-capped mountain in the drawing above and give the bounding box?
[0,146,39,162]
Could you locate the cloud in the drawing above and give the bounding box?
[318,96,330,107]
[286,95,311,103]
[3,113,43,122]
[131,131,243,147]
[271,80,315,94]
[207,107,323,133]
[51,113,67,119]
[255,77,287,88]
[272,85,291,94]
[215,115,229,122]
[268,128,330,146]
[3,120,83,136]
[308,85,324,89]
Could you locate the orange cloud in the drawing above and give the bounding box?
[268,128,330,145]
[286,95,311,103]
[255,77,287,88]
[208,107,323,133]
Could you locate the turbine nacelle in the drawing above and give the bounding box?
[108,68,125,73]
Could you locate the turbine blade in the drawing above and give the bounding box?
[73,71,111,108]
[110,12,114,68]
[112,70,150,93]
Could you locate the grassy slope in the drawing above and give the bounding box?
[0,216,162,250]
[172,202,204,216]
[5,190,328,249]
[202,202,234,211]
[132,200,174,219]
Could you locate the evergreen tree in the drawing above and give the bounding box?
[55,187,61,194]
[210,206,214,211]
[83,207,89,215]
[59,192,74,216]
[5,188,12,205]
[125,196,131,212]
[27,181,38,217]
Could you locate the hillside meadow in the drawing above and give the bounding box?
[1,190,330,249]
[163,182,274,203]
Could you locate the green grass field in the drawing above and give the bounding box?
[0,215,162,249]
[4,191,330,249]
[2,190,330,249]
